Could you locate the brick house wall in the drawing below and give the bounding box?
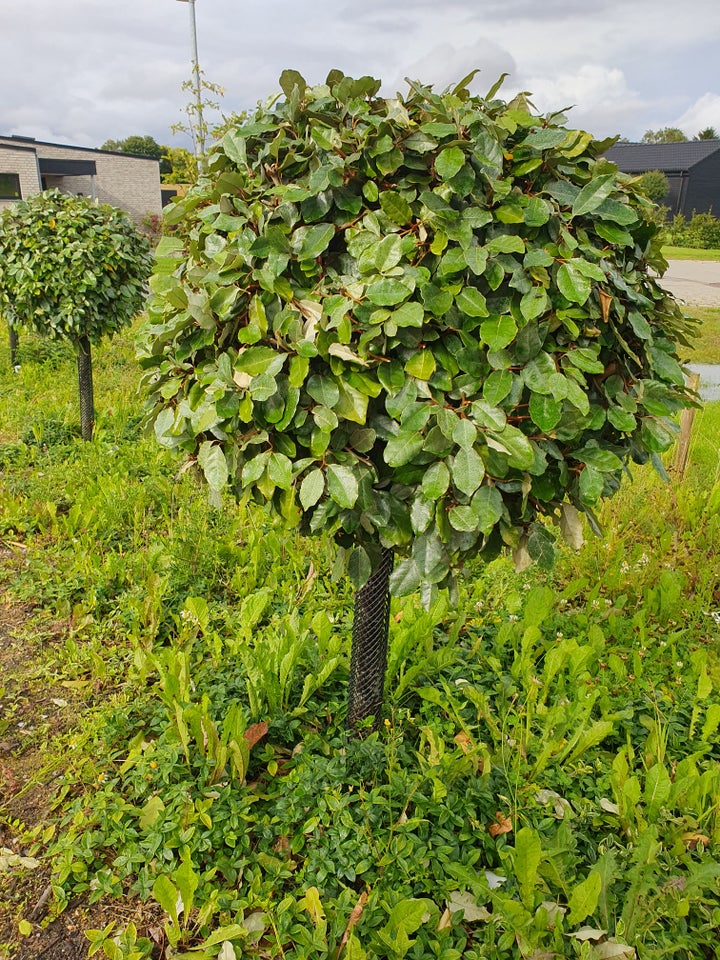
[0,143,41,210]
[0,136,162,222]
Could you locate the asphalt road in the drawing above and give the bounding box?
[659,259,720,307]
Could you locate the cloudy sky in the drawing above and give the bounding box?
[2,0,719,152]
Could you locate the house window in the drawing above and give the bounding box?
[0,173,22,200]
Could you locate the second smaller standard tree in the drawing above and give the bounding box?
[0,191,152,439]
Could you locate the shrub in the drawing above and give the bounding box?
[0,190,152,437]
[141,69,695,595]
[666,211,720,249]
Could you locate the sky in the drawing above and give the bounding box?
[2,0,719,153]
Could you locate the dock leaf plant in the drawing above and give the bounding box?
[140,69,697,599]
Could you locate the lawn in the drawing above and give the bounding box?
[1,324,719,960]
[662,245,720,262]
[683,305,720,365]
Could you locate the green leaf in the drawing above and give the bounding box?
[579,465,604,503]
[327,464,358,508]
[483,369,513,405]
[480,316,517,351]
[520,286,549,322]
[299,469,325,510]
[335,381,369,424]
[393,301,425,328]
[152,875,179,924]
[292,223,335,260]
[529,393,563,431]
[139,795,165,830]
[557,261,592,305]
[422,461,450,499]
[366,278,412,306]
[567,872,602,925]
[436,146,465,180]
[455,286,489,318]
[279,68,307,100]
[453,419,477,449]
[198,442,229,492]
[448,504,477,532]
[404,350,436,380]
[412,530,448,582]
[267,452,292,489]
[452,447,485,497]
[348,546,372,589]
[578,443,622,472]
[514,827,542,909]
[380,191,413,225]
[307,375,340,408]
[385,430,425,467]
[571,174,616,218]
[389,556,421,596]
[235,346,285,377]
[472,484,504,533]
[487,235,525,254]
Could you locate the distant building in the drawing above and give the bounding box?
[605,141,720,218]
[0,135,162,222]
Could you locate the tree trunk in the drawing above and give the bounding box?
[347,547,394,735]
[76,336,95,441]
[9,326,19,368]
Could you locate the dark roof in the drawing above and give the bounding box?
[0,134,160,163]
[605,140,720,173]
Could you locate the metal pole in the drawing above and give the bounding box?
[177,0,206,170]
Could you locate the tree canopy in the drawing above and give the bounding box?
[641,128,687,143]
[0,190,151,345]
[140,70,696,599]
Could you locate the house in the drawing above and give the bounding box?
[604,141,720,218]
[0,135,162,222]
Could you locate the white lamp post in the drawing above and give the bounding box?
[176,0,206,167]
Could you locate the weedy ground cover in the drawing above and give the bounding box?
[1,321,719,959]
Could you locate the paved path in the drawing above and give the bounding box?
[660,260,720,307]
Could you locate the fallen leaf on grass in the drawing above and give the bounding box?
[338,891,368,956]
[0,848,40,871]
[244,721,269,749]
[682,832,710,850]
[445,890,491,923]
[488,812,513,837]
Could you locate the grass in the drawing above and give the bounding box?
[662,245,720,262]
[682,306,720,364]
[1,324,720,959]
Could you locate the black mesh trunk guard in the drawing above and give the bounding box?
[77,336,95,441]
[347,547,394,735]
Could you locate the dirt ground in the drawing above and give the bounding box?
[0,548,125,960]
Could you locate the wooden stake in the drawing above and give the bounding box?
[674,372,701,479]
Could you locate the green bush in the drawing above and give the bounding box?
[0,190,151,344]
[140,70,696,598]
[665,211,720,249]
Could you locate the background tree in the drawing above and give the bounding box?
[0,191,152,439]
[161,146,198,184]
[695,127,719,141]
[641,127,687,143]
[635,169,669,203]
[140,70,695,731]
[101,134,172,177]
[171,69,228,172]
